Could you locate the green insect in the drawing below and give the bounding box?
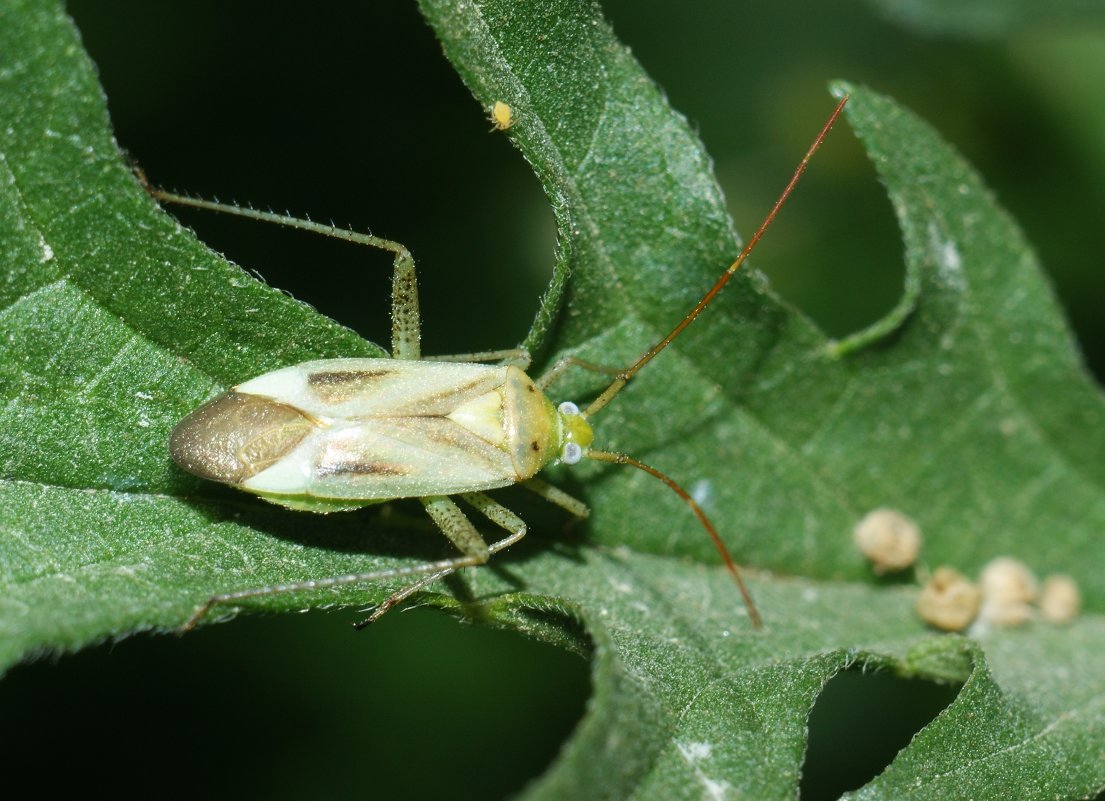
[161,95,849,632]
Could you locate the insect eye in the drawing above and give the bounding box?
[561,442,583,465]
[558,401,580,416]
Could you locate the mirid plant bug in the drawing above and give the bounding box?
[161,95,848,632]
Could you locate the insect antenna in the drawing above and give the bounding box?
[584,94,848,418]
[580,95,849,629]
[588,449,764,628]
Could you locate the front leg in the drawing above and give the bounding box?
[389,248,422,360]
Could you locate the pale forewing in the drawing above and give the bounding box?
[242,415,516,499]
[236,359,509,419]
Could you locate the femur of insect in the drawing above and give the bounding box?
[158,94,848,633]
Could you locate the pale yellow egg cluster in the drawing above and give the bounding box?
[851,508,1082,632]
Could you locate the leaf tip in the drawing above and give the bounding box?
[828,80,854,102]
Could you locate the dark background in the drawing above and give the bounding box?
[4,2,1102,799]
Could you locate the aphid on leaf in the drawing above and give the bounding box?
[160,95,849,632]
[488,100,514,131]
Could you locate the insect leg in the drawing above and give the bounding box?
[146,190,423,359]
[353,493,527,628]
[180,496,527,632]
[521,477,590,519]
[535,356,622,391]
[390,249,422,360]
[425,348,531,368]
[421,495,491,562]
[459,492,529,554]
[179,549,501,633]
[353,496,490,626]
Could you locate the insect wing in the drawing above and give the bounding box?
[236,359,519,500]
[237,358,506,419]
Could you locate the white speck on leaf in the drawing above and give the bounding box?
[676,741,730,800]
[928,222,965,292]
[608,576,633,594]
[691,479,712,506]
[677,741,712,763]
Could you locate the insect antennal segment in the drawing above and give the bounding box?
[587,450,763,629]
[567,95,850,630]
[583,93,849,419]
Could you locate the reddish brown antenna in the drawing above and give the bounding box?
[586,94,849,417]
[584,95,850,629]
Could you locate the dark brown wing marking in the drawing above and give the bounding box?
[315,461,412,477]
[307,368,393,404]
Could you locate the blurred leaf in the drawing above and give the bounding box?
[1,0,1103,798]
[868,0,1105,38]
[1013,34,1105,192]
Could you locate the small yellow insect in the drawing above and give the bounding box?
[158,96,849,632]
[488,100,514,131]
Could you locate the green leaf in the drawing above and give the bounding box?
[2,1,1104,799]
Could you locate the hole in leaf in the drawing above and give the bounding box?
[0,610,589,800]
[799,668,961,800]
[69,0,554,360]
